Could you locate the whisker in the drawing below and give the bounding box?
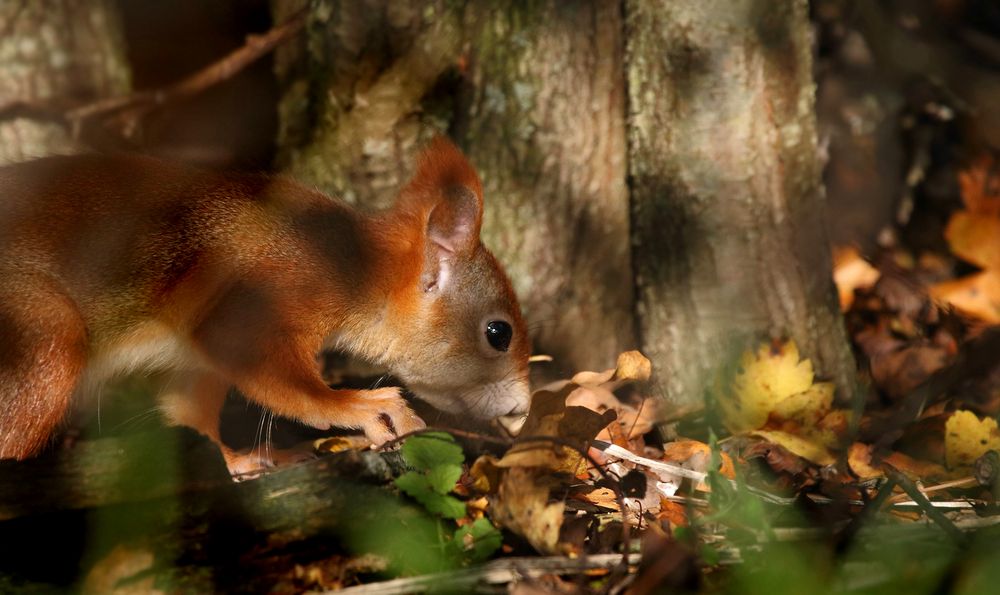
[266,411,274,465]
[253,408,267,466]
[114,407,161,431]
[96,385,103,435]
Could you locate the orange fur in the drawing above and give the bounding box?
[0,138,530,474]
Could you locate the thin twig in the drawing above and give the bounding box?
[883,464,967,545]
[886,476,978,504]
[0,8,308,143]
[77,8,308,126]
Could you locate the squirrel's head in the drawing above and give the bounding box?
[382,137,531,421]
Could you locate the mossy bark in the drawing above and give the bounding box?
[626,0,858,410]
[0,0,130,164]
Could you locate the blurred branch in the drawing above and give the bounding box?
[0,100,67,126]
[332,554,642,595]
[0,7,308,147]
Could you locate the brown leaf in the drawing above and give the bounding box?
[847,442,949,481]
[744,439,814,476]
[616,398,659,440]
[944,211,1000,270]
[491,467,568,555]
[833,246,881,310]
[656,499,689,527]
[469,455,502,494]
[486,376,619,554]
[571,368,616,386]
[931,271,1000,323]
[869,344,949,400]
[558,407,618,450]
[883,451,948,480]
[614,350,653,382]
[565,384,620,416]
[662,440,735,479]
[874,274,929,320]
[520,385,577,438]
[958,155,1000,216]
[847,442,881,480]
[575,487,619,511]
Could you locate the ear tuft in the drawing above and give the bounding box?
[410,136,483,202]
[403,136,484,254]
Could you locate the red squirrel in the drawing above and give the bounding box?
[0,138,530,474]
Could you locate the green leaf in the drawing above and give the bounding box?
[343,491,457,575]
[700,544,720,566]
[426,464,462,494]
[395,471,466,519]
[401,432,465,470]
[395,470,430,498]
[452,517,502,563]
[427,494,467,520]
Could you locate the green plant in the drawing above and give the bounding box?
[395,432,502,564]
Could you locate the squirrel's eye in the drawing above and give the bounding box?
[485,320,512,352]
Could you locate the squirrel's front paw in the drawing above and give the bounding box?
[360,387,426,446]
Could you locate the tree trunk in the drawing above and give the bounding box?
[625,0,857,411]
[0,0,130,164]
[272,0,635,376]
[454,1,634,374]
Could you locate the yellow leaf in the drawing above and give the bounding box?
[944,410,1000,468]
[720,340,816,433]
[771,382,835,427]
[751,430,836,466]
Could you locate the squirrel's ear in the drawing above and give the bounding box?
[427,185,480,254]
[403,137,484,292]
[404,136,484,254]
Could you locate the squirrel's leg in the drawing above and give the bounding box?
[0,274,87,459]
[158,369,314,477]
[187,286,426,450]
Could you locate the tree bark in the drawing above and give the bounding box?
[454,1,634,374]
[0,0,130,164]
[625,0,857,410]
[271,0,459,208]
[272,0,635,376]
